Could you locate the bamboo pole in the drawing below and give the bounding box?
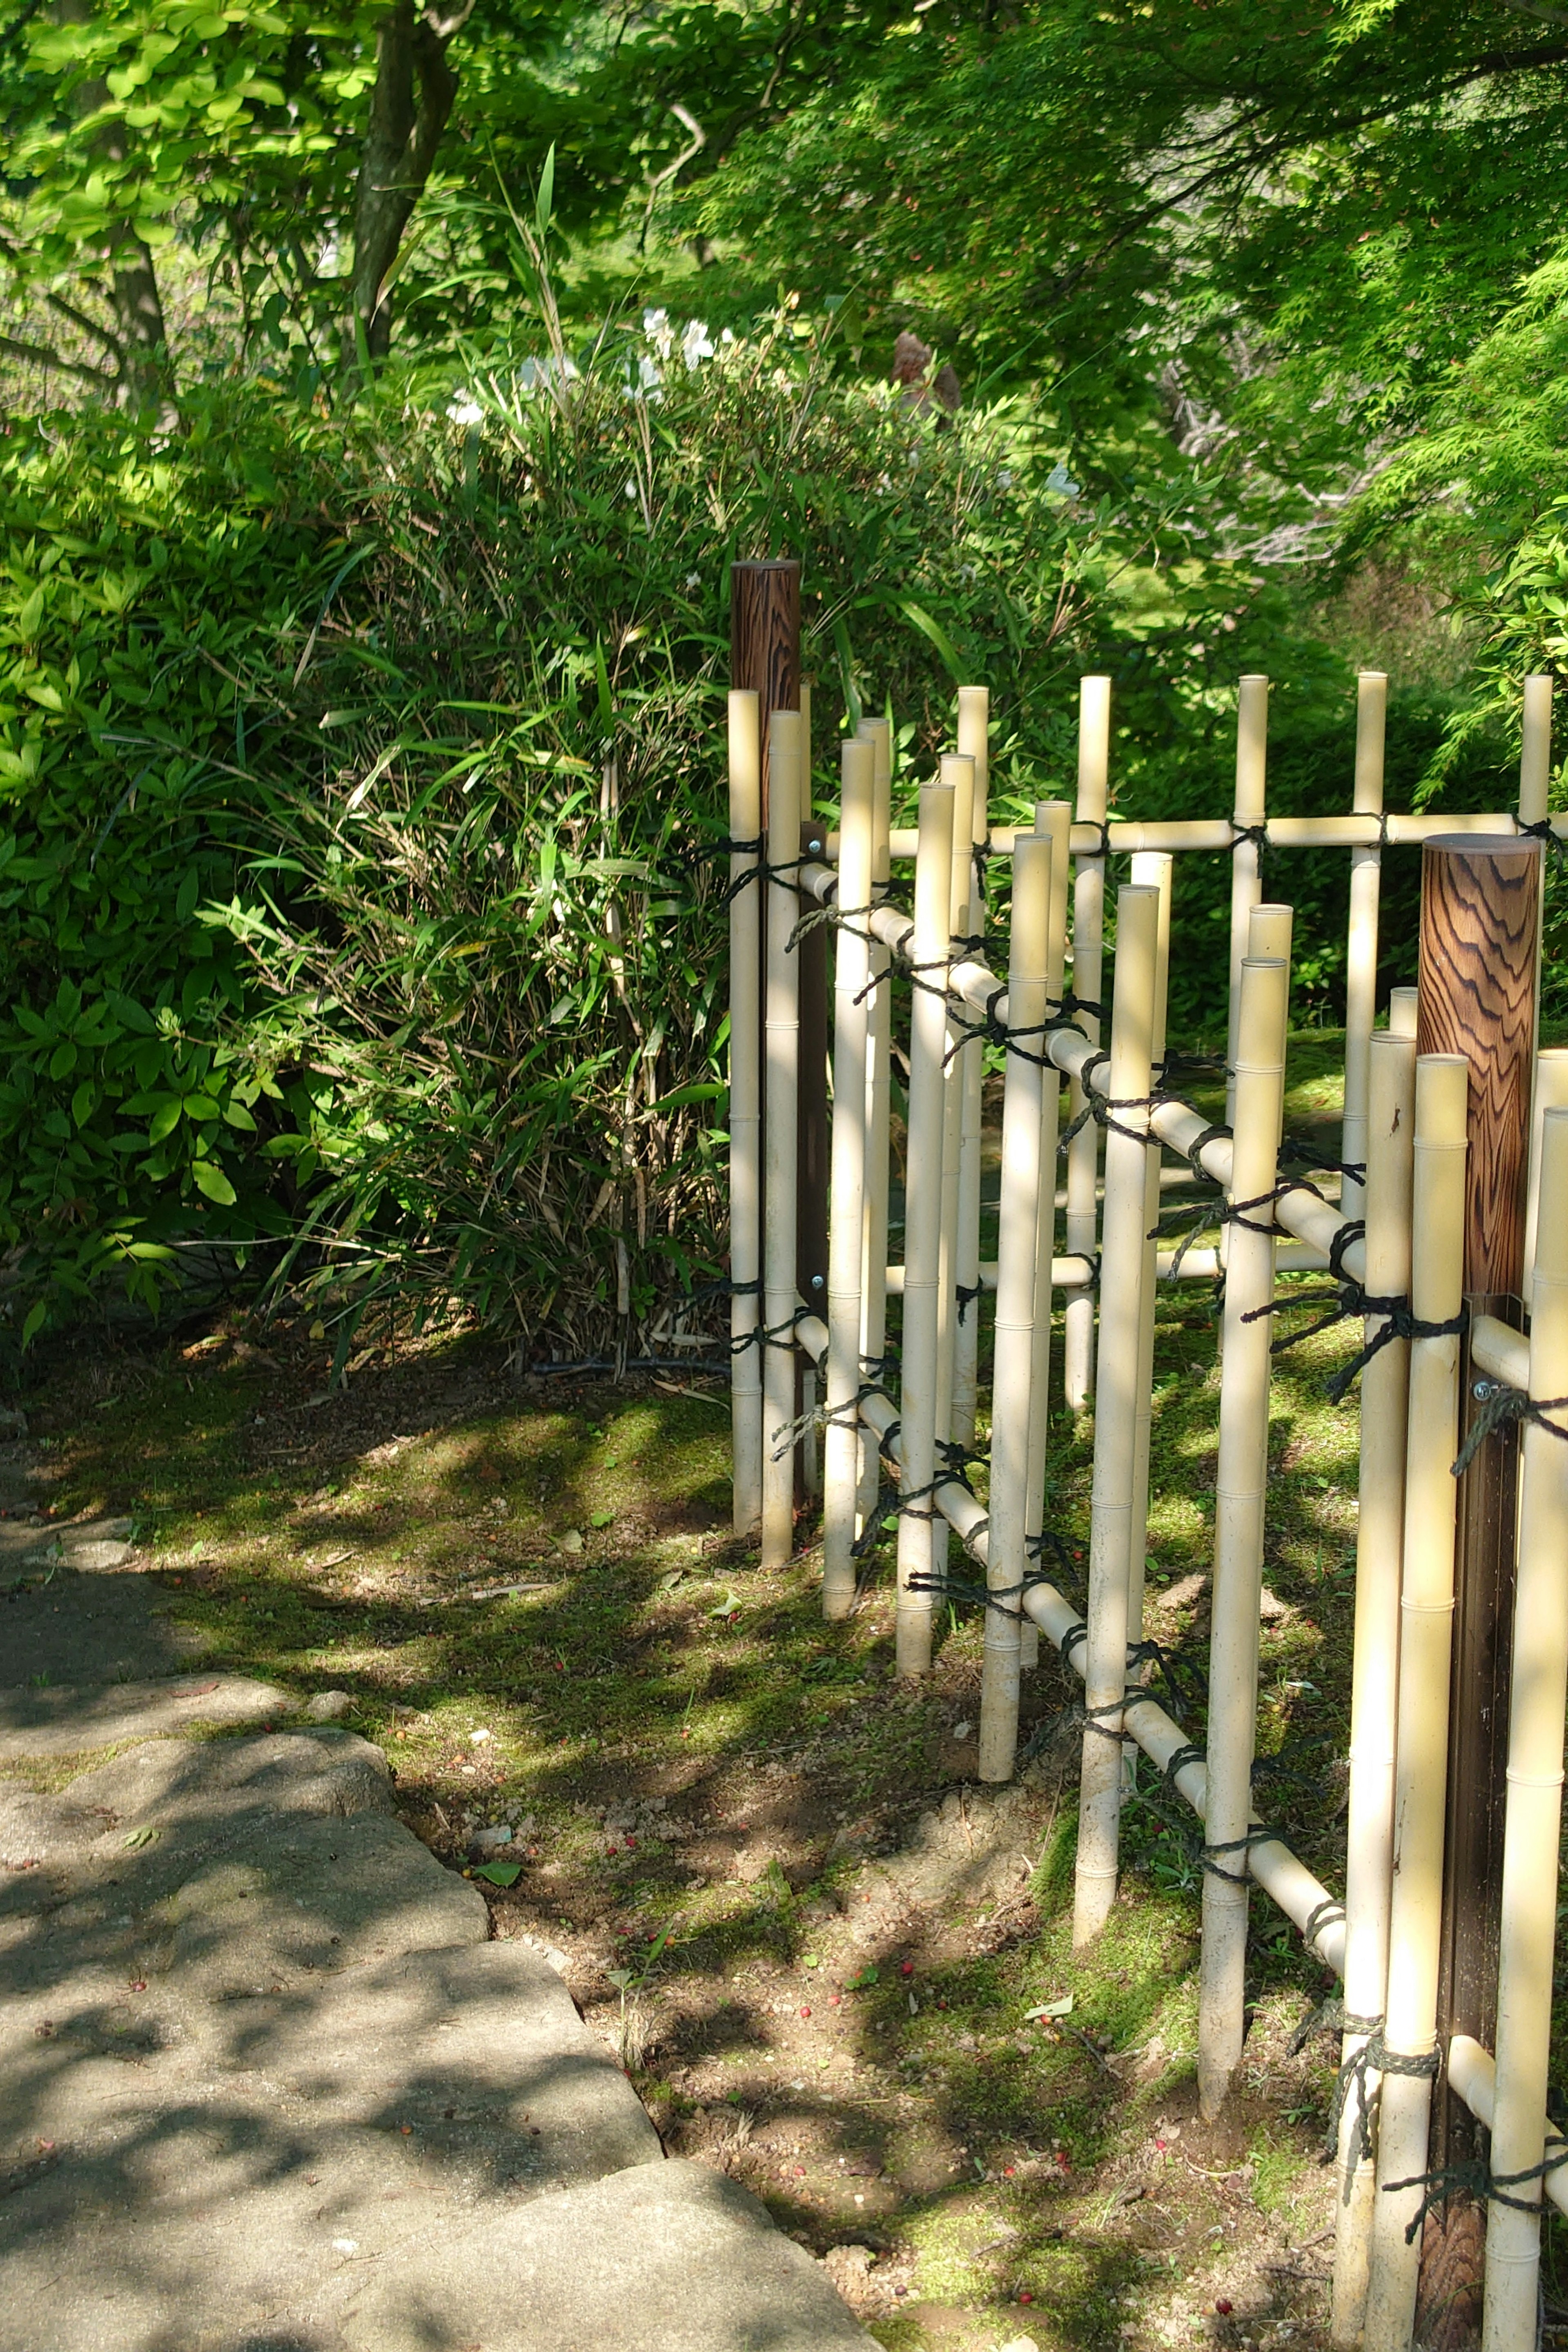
[1198,951,1289,2119]
[1363,1054,1470,2352]
[1519,673,1553,829]
[860,808,1563,863]
[823,739,875,1619]
[1023,800,1074,1676]
[896,769,957,1676]
[1225,678,1269,1135]
[728,690,764,1537]
[934,752,976,1607]
[979,832,1053,1781]
[761,708,804,1570]
[1389,985,1419,1040]
[1330,1025,1418,2345]
[1065,677,1111,1410]
[953,691,990,1456]
[1127,851,1174,1653]
[1481,1106,1568,2351]
[1074,884,1159,1943]
[1524,1049,1568,1316]
[935,752,978,1453]
[858,714,893,1533]
[1342,674,1388,1223]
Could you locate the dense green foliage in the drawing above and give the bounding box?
[1,0,1564,1340]
[0,320,1114,1347]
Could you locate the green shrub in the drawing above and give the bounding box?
[0,316,1105,1356]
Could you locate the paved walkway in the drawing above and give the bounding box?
[0,1536,869,2350]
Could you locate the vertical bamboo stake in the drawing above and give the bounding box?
[1330,1025,1418,2346]
[1519,672,1553,830]
[729,689,764,1537]
[823,739,875,1620]
[1225,677,1269,1135]
[953,690,990,1454]
[1065,677,1111,1410]
[1363,1054,1469,2352]
[1024,800,1073,1675]
[896,770,957,1677]
[1523,1049,1568,1317]
[1481,1107,1568,2352]
[1342,673,1388,1223]
[1126,851,1174,1652]
[1073,884,1159,1944]
[978,832,1053,1782]
[1198,951,1289,2119]
[761,707,804,1571]
[935,753,977,1459]
[1389,985,1419,1040]
[858,715,893,1529]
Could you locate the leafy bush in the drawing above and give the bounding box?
[0,314,1105,1355]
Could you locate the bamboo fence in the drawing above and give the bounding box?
[726,664,1566,2351]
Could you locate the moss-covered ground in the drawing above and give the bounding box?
[9,1029,1567,2349]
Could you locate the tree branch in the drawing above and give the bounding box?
[0,329,114,384]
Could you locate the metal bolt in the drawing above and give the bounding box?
[810,1274,825,1290]
[1473,1379,1498,1402]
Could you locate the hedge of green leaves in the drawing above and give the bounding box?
[0,323,1105,1358]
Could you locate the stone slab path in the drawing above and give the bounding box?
[0,1555,869,2350]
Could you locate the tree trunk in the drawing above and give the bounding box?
[350,0,473,363]
[53,0,174,409]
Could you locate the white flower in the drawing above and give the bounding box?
[642,306,674,358]
[1046,461,1080,496]
[997,468,1014,490]
[446,394,483,428]
[637,354,664,394]
[684,571,702,589]
[720,327,736,345]
[625,480,639,500]
[681,318,715,370]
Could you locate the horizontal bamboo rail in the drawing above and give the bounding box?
[1447,2037,1568,2222]
[785,1308,1349,1978]
[881,1240,1332,1296]
[829,810,1564,860]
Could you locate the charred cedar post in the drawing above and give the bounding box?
[730,562,813,1506]
[1414,833,1543,2349]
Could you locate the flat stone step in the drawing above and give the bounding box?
[0,1944,664,2352]
[335,2155,873,2351]
[1,1563,209,1688]
[0,1673,283,1762]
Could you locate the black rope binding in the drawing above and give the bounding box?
[1330,2031,1439,2182]
[1452,1383,1568,1479]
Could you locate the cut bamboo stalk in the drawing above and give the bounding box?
[934,752,976,1606]
[761,707,804,1570]
[1342,674,1387,1223]
[1198,951,1289,2120]
[953,691,990,1455]
[1065,677,1111,1410]
[858,715,894,1532]
[728,689,764,1537]
[1363,1054,1470,2352]
[1519,673,1553,829]
[1024,799,1074,1676]
[822,738,875,1619]
[1074,884,1159,1944]
[1330,1025,1418,2346]
[1127,851,1174,1654]
[935,752,977,1456]
[1225,678,1269,1136]
[979,832,1053,1781]
[856,809,1555,862]
[1481,1107,1568,2352]
[896,770,957,1676]
[1389,985,1419,1040]
[1524,1049,1568,1316]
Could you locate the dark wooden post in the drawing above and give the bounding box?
[1415,833,1543,2349]
[730,561,826,1506]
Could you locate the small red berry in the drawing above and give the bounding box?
[625,1835,637,1850]
[800,2005,811,2018]
[1215,2300,1233,2317]
[900,1959,914,1976]
[1018,2290,1033,2305]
